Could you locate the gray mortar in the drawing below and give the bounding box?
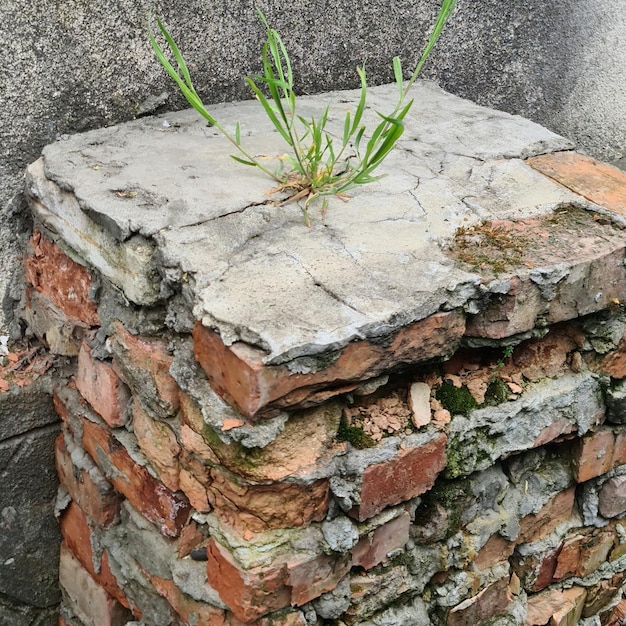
[445,371,604,478]
[312,576,351,620]
[360,596,431,626]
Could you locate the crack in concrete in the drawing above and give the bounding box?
[283,252,365,317]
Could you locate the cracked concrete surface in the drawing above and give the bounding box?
[27,81,585,365]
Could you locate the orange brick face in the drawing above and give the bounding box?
[351,433,447,521]
[76,342,130,428]
[193,311,466,418]
[25,229,100,326]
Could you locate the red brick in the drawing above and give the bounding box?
[572,428,615,482]
[55,432,121,527]
[25,230,99,326]
[193,310,466,418]
[570,427,626,483]
[350,433,447,522]
[80,414,190,537]
[473,533,516,571]
[208,467,329,534]
[518,487,576,544]
[111,321,179,415]
[76,342,130,427]
[55,386,191,538]
[287,552,351,606]
[447,577,513,626]
[511,328,583,381]
[352,512,411,570]
[525,586,587,626]
[132,401,181,491]
[181,392,345,483]
[207,538,291,623]
[59,543,132,626]
[528,151,626,217]
[179,467,211,513]
[513,545,561,593]
[177,521,205,559]
[599,476,626,518]
[148,573,230,626]
[60,502,131,611]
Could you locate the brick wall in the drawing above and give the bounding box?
[20,106,626,624]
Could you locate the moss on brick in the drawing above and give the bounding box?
[337,420,377,449]
[435,383,478,416]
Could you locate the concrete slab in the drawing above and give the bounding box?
[27,81,584,367]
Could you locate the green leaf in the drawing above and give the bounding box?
[230,155,258,167]
[235,122,241,145]
[393,56,403,97]
[342,111,351,146]
[245,77,293,145]
[351,66,367,135]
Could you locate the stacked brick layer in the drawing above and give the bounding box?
[22,141,626,626]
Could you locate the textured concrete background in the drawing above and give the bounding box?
[2,0,626,335]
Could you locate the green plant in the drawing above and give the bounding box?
[149,2,456,225]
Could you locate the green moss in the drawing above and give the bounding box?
[337,420,377,449]
[435,383,478,416]
[483,378,509,406]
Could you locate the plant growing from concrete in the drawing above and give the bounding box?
[150,2,456,224]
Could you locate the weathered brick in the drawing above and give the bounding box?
[179,467,211,513]
[351,511,411,570]
[22,287,92,355]
[571,428,615,482]
[599,476,626,518]
[207,538,291,623]
[25,229,99,326]
[446,576,513,626]
[76,342,130,427]
[553,528,614,580]
[601,599,626,626]
[583,569,626,619]
[350,433,447,522]
[473,533,516,571]
[181,392,344,482]
[513,545,561,593]
[528,151,626,217]
[132,400,181,491]
[525,586,587,626]
[462,210,626,340]
[60,502,131,611]
[55,432,121,527]
[111,321,179,417]
[148,572,231,626]
[59,543,132,626]
[512,327,583,381]
[56,386,191,537]
[518,486,576,544]
[287,552,351,606]
[208,467,329,534]
[570,427,626,482]
[193,310,466,418]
